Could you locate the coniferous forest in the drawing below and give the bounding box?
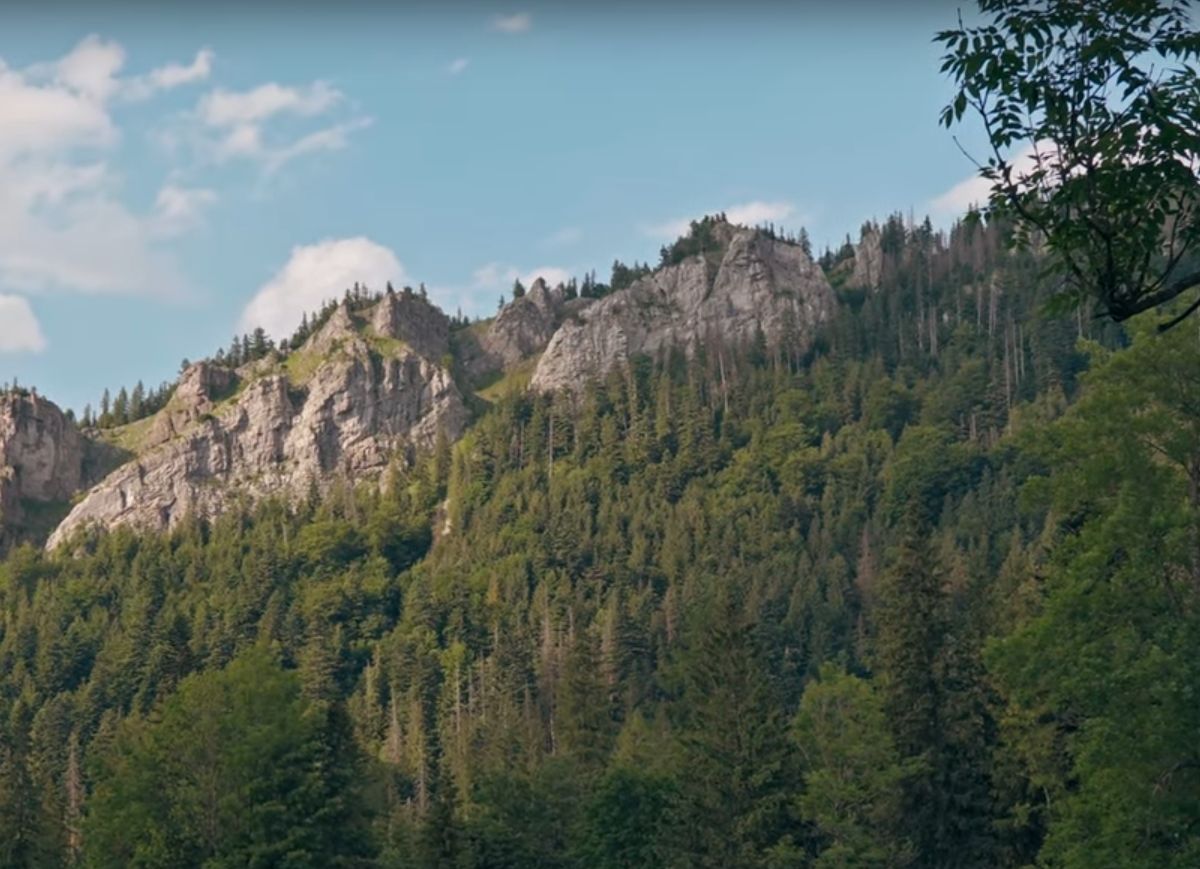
[3,1,1200,866]
[2,210,1198,867]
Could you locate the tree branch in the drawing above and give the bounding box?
[1156,288,1200,332]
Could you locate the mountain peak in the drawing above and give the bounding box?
[530,224,835,392]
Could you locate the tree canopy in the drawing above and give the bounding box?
[937,0,1200,327]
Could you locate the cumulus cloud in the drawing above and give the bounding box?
[239,238,406,338]
[24,36,212,106]
[0,38,214,298]
[643,200,798,239]
[448,58,470,75]
[0,295,47,353]
[492,12,532,33]
[50,34,126,102]
[0,62,115,158]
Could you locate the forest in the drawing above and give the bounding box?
[4,0,1200,864]
[1,207,1197,868]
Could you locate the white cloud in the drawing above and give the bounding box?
[0,295,47,354]
[239,238,405,338]
[930,175,991,217]
[642,200,798,239]
[0,62,115,158]
[0,39,206,298]
[931,141,1058,217]
[187,80,368,174]
[152,184,217,236]
[519,265,571,288]
[0,37,365,314]
[262,117,374,175]
[51,34,126,102]
[123,48,213,101]
[0,182,183,296]
[448,58,470,75]
[27,36,211,105]
[492,12,532,33]
[199,81,341,127]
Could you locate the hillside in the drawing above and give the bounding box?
[1,213,1196,868]
[1,218,836,553]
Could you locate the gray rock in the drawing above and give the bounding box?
[530,226,836,392]
[0,391,83,503]
[0,391,85,550]
[371,289,451,360]
[458,278,592,381]
[146,361,238,448]
[46,296,467,549]
[849,223,883,291]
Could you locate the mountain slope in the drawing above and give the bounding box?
[47,292,468,548]
[6,218,839,551]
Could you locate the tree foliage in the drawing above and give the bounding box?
[938,0,1200,326]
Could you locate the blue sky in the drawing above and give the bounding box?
[0,1,988,412]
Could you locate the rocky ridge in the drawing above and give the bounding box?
[0,220,842,551]
[530,223,836,392]
[457,278,593,380]
[46,292,468,549]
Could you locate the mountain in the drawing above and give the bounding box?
[1,217,839,552]
[530,222,835,392]
[46,291,468,549]
[4,209,1189,869]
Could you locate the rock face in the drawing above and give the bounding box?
[530,225,836,393]
[458,279,592,380]
[147,361,238,449]
[0,392,85,549]
[370,289,451,360]
[34,222,846,548]
[849,223,883,291]
[0,392,83,504]
[47,297,468,549]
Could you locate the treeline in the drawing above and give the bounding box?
[80,380,174,430]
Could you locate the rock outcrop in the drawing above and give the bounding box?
[849,223,883,291]
[33,221,845,548]
[0,391,86,549]
[458,279,592,380]
[370,288,451,360]
[47,297,468,549]
[146,361,238,449]
[530,224,836,392]
[0,391,84,504]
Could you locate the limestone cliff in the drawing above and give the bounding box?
[46,295,468,549]
[30,221,846,549]
[457,278,592,381]
[0,391,91,549]
[849,222,883,291]
[530,224,836,393]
